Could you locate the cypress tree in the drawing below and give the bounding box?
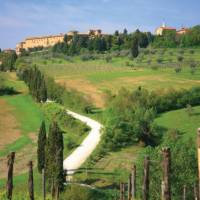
[131,37,139,58]
[39,75,47,102]
[45,121,64,195]
[37,121,46,173]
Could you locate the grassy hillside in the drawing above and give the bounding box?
[74,105,200,189]
[156,105,200,139]
[24,48,200,107]
[0,73,91,197]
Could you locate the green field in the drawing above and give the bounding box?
[25,48,200,107]
[0,73,90,196]
[74,105,200,188]
[156,105,200,139]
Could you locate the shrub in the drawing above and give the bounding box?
[189,49,195,54]
[147,60,152,65]
[105,55,112,63]
[175,65,182,73]
[157,58,163,64]
[151,49,157,55]
[151,65,158,70]
[42,60,47,65]
[179,50,185,55]
[177,56,184,62]
[66,136,77,150]
[125,61,130,66]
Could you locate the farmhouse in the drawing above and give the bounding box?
[177,27,189,35]
[16,29,104,55]
[155,23,189,36]
[155,23,176,36]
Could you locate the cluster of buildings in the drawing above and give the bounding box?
[155,23,189,36]
[16,29,103,55]
[14,24,189,55]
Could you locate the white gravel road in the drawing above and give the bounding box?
[63,110,103,176]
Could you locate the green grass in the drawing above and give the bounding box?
[24,48,200,107]
[0,72,43,155]
[155,105,200,139]
[74,145,142,188]
[3,95,43,134]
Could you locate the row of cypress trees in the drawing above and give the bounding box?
[37,120,65,196]
[19,65,47,102]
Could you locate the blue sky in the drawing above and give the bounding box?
[0,0,199,49]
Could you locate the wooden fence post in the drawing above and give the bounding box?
[143,156,150,200]
[28,161,34,200]
[56,186,59,200]
[128,174,132,200]
[42,168,46,200]
[182,185,186,200]
[194,184,198,200]
[6,152,15,200]
[197,128,200,199]
[131,164,136,199]
[119,182,123,200]
[162,148,171,200]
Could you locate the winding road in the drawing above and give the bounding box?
[63,110,103,177]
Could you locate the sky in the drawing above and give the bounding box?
[0,0,199,49]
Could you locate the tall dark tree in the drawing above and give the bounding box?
[37,121,46,173]
[131,37,139,58]
[123,28,128,36]
[45,121,64,195]
[114,30,119,36]
[64,34,68,43]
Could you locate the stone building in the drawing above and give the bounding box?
[16,34,64,55]
[155,23,189,36]
[155,23,176,36]
[16,29,103,55]
[176,27,189,35]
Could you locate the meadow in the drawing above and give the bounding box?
[0,73,90,196]
[74,105,200,189]
[27,48,200,108]
[1,47,200,198]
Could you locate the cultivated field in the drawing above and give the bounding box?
[28,48,200,108]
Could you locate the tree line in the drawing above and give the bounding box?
[37,120,65,198]
[101,86,200,150]
[52,29,150,58]
[17,64,92,112]
[0,50,17,71]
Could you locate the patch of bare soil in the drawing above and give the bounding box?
[0,99,21,150]
[56,78,105,108]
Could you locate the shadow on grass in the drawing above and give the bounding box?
[0,87,21,96]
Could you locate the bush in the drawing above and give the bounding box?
[177,56,184,62]
[105,55,112,63]
[189,49,195,54]
[125,61,130,66]
[147,60,152,65]
[151,65,158,70]
[179,49,185,55]
[150,49,157,55]
[157,58,163,64]
[175,66,182,73]
[66,136,77,149]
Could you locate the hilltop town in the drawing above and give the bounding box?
[14,24,188,55]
